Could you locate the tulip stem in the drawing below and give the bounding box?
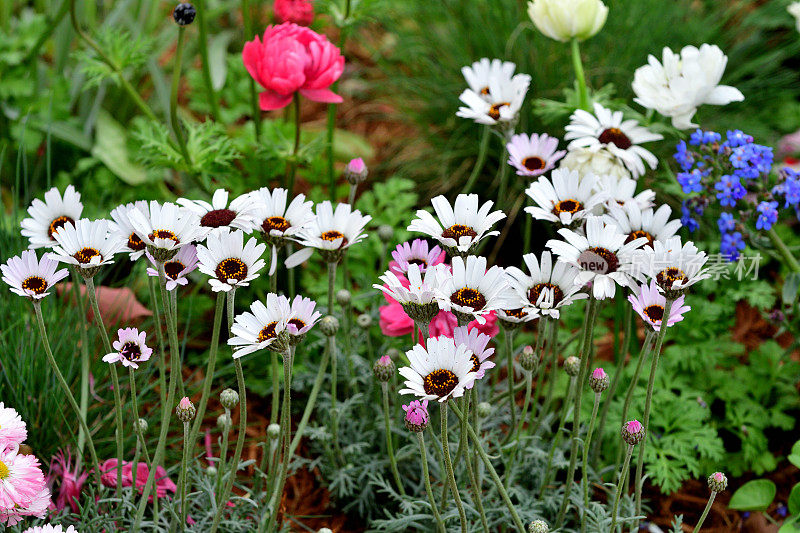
[571,38,590,110]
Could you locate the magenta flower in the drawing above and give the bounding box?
[49,450,88,513]
[0,403,27,449]
[145,244,198,291]
[389,239,446,277]
[506,133,566,177]
[273,0,314,26]
[242,22,344,111]
[628,281,691,331]
[402,400,430,432]
[0,445,47,515]
[453,326,495,388]
[100,459,177,501]
[102,327,153,369]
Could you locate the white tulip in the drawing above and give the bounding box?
[527,0,608,42]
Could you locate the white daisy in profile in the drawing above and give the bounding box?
[375,263,444,324]
[628,281,691,332]
[603,203,681,248]
[495,279,533,327]
[20,185,84,249]
[228,294,292,357]
[286,201,371,266]
[129,201,202,261]
[110,201,150,260]
[436,255,517,324]
[634,236,710,297]
[504,251,587,319]
[101,327,153,369]
[178,189,258,239]
[594,175,655,211]
[0,403,27,447]
[408,194,505,256]
[248,188,315,275]
[196,228,266,292]
[50,219,123,277]
[145,244,198,291]
[456,72,531,126]
[453,326,495,388]
[461,58,517,99]
[389,239,445,277]
[564,103,662,178]
[1,250,68,300]
[507,133,566,177]
[547,216,648,300]
[560,146,631,182]
[524,168,606,227]
[398,335,477,402]
[287,295,321,343]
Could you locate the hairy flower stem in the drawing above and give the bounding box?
[68,267,90,469]
[496,144,512,211]
[571,38,590,111]
[542,375,576,493]
[634,298,675,529]
[611,444,634,533]
[692,491,717,533]
[147,276,168,406]
[556,297,600,528]
[327,261,337,315]
[286,97,302,196]
[194,0,220,120]
[463,126,491,194]
[532,318,559,435]
[179,421,190,530]
[416,432,446,533]
[128,367,152,477]
[84,276,123,498]
[32,301,102,485]
[768,228,800,272]
[288,343,329,458]
[504,327,517,433]
[254,352,280,496]
[266,351,293,532]
[134,263,180,528]
[451,403,526,533]
[440,403,467,533]
[214,411,231,504]
[381,382,405,495]
[170,26,191,166]
[464,433,489,533]
[616,330,655,478]
[580,393,602,533]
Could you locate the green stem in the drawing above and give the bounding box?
[768,228,800,272]
[523,204,533,254]
[148,276,168,407]
[128,367,151,481]
[179,422,190,530]
[616,330,655,475]
[214,411,230,504]
[266,351,292,531]
[496,144,511,211]
[288,343,329,458]
[416,432,446,533]
[188,292,224,442]
[463,126,491,194]
[381,382,405,495]
[581,393,602,533]
[32,301,102,485]
[571,38,590,111]
[327,261,337,315]
[69,267,90,469]
[254,351,281,496]
[611,445,634,533]
[542,375,575,493]
[532,318,559,435]
[195,0,220,120]
[440,403,467,533]
[692,492,717,533]
[170,27,191,166]
[504,327,517,432]
[285,96,301,196]
[463,423,489,533]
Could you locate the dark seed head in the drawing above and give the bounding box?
[173,3,196,25]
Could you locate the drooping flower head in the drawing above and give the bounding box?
[228,294,292,357]
[389,239,446,277]
[453,326,495,388]
[402,399,430,432]
[243,22,344,110]
[177,189,259,239]
[145,244,198,291]
[0,404,26,449]
[398,336,477,402]
[102,328,153,369]
[1,250,68,300]
[49,219,123,278]
[436,255,517,324]
[129,201,203,262]
[507,133,566,177]
[504,251,587,319]
[527,0,608,42]
[628,281,690,331]
[20,185,83,249]
[273,0,314,25]
[196,228,266,292]
[287,201,371,265]
[524,168,606,227]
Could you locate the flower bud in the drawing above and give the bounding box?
[476,402,492,418]
[707,471,728,493]
[335,289,351,306]
[528,519,549,533]
[176,397,196,423]
[564,356,581,377]
[344,158,368,185]
[220,388,239,409]
[206,465,217,476]
[403,400,429,433]
[267,423,281,440]
[319,528,333,533]
[172,3,196,26]
[621,419,645,446]
[527,0,608,42]
[386,348,401,360]
[320,315,339,337]
[356,314,372,329]
[373,355,396,382]
[520,345,538,372]
[377,224,394,243]
[217,413,232,430]
[136,418,148,434]
[589,367,610,394]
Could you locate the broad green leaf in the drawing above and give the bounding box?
[779,515,800,533]
[784,273,800,304]
[790,441,800,469]
[728,479,776,511]
[789,483,800,516]
[91,111,149,185]
[209,31,233,91]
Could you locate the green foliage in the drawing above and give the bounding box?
[73,28,153,89]
[728,479,777,511]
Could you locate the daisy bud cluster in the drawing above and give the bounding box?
[528,519,550,533]
[621,419,645,446]
[176,397,196,423]
[373,355,396,383]
[707,471,728,493]
[589,367,609,393]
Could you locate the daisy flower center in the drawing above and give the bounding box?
[643,304,664,323]
[469,354,481,373]
[120,341,142,361]
[288,318,306,332]
[528,283,564,306]
[581,247,619,273]
[149,229,180,244]
[503,308,527,320]
[257,321,279,342]
[48,215,74,239]
[321,230,349,247]
[73,247,100,264]
[262,216,291,234]
[22,275,48,294]
[200,209,237,228]
[598,127,632,150]
[408,258,427,267]
[442,224,477,240]
[522,156,546,171]
[0,461,9,479]
[656,267,686,286]
[423,368,458,397]
[127,232,145,251]
[488,102,510,120]
[215,258,248,281]
[552,199,583,216]
[479,86,490,96]
[450,287,486,310]
[164,260,185,280]
[626,230,654,247]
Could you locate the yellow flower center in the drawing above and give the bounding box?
[0,460,9,479]
[73,247,100,264]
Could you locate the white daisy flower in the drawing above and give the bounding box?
[634,236,710,297]
[0,403,27,447]
[564,103,662,178]
[145,244,198,291]
[524,168,607,227]
[504,251,588,319]
[196,228,266,292]
[507,133,567,177]
[49,219,123,277]
[286,201,371,266]
[1,250,68,300]
[101,327,153,369]
[456,72,531,126]
[129,201,202,261]
[398,336,477,402]
[436,255,517,324]
[594,175,655,211]
[632,44,744,130]
[20,185,83,249]
[375,263,445,325]
[248,188,315,275]
[110,201,150,260]
[408,194,505,256]
[21,524,77,533]
[495,277,534,326]
[287,295,321,341]
[177,189,258,239]
[461,58,517,99]
[602,203,681,248]
[546,216,648,300]
[228,294,292,357]
[560,146,631,182]
[453,326,495,388]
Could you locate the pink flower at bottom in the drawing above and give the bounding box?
[274,0,314,26]
[0,446,47,512]
[49,450,88,513]
[100,459,176,501]
[4,485,52,526]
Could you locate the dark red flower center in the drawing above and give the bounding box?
[488,102,510,120]
[120,341,142,361]
[450,287,486,310]
[598,127,632,150]
[442,224,477,240]
[22,276,48,294]
[643,305,664,323]
[215,258,248,281]
[258,321,279,342]
[48,216,74,239]
[522,156,546,171]
[201,208,237,228]
[127,232,145,251]
[262,216,291,234]
[552,199,583,216]
[73,247,100,264]
[164,260,185,280]
[423,368,459,397]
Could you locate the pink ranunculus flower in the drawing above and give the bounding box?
[49,450,88,513]
[99,459,176,501]
[274,0,314,26]
[242,22,344,111]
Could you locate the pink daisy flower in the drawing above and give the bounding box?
[102,328,153,369]
[453,326,495,388]
[0,445,47,512]
[4,485,51,526]
[145,244,199,291]
[628,281,691,331]
[389,239,446,277]
[0,403,27,449]
[507,133,566,177]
